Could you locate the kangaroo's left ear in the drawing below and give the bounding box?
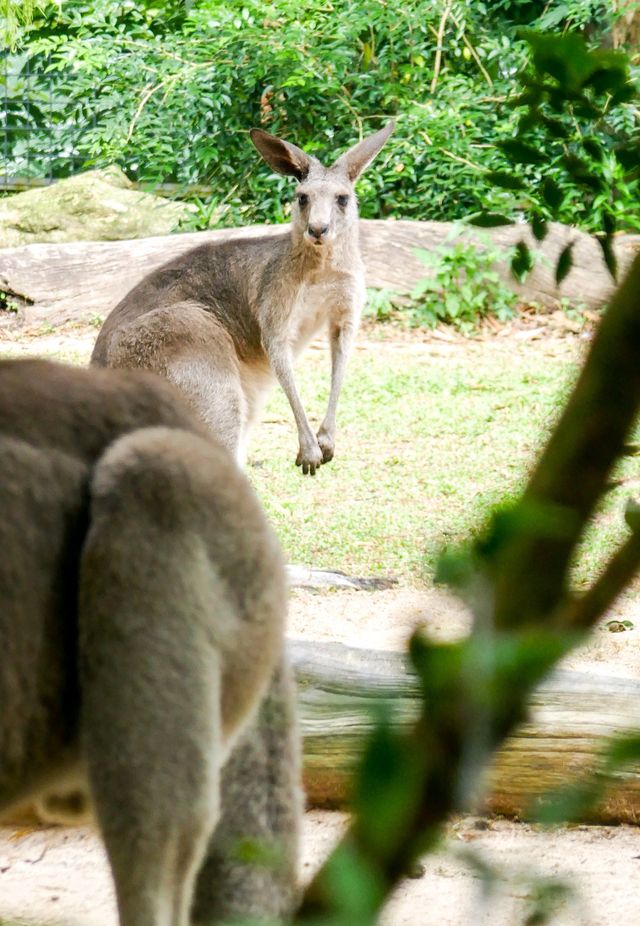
[332,121,395,182]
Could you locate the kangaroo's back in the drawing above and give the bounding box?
[0,357,297,926]
[91,236,282,367]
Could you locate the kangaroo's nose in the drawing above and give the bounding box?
[308,224,329,240]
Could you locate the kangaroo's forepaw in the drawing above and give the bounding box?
[296,440,324,476]
[316,427,335,464]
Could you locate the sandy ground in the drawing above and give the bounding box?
[2,583,640,926]
[2,325,640,924]
[2,812,640,926]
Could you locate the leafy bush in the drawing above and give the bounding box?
[474,30,640,281]
[363,232,518,332]
[409,234,518,331]
[3,0,638,232]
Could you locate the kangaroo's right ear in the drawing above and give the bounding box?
[250,129,312,181]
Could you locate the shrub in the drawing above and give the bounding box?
[409,234,518,331]
[3,0,637,233]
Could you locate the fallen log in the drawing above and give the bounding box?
[5,640,640,826]
[1,220,638,329]
[291,640,640,824]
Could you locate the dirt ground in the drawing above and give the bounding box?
[2,323,640,925]
[3,533,640,926]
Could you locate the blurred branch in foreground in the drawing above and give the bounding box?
[296,254,640,924]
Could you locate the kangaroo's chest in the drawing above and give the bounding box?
[290,276,360,354]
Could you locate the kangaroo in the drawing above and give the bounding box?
[0,358,300,926]
[91,122,395,474]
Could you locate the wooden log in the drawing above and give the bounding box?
[1,220,638,329]
[5,640,640,826]
[290,640,640,824]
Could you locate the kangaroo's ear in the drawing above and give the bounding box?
[332,121,395,182]
[250,128,312,181]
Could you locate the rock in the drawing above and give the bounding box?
[0,167,194,246]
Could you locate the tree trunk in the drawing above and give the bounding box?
[613,1,640,52]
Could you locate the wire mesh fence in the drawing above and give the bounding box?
[1,52,98,190]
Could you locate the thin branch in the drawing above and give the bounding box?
[430,0,453,95]
[493,253,640,629]
[439,148,485,170]
[126,78,177,144]
[566,528,640,630]
[449,11,494,88]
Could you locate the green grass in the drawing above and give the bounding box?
[3,334,636,588]
[248,344,578,582]
[250,342,640,588]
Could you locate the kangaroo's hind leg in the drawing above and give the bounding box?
[78,426,275,926]
[192,660,302,924]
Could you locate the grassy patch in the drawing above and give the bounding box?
[3,332,636,589]
[249,343,580,582]
[251,341,640,588]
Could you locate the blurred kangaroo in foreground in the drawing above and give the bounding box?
[91,121,395,474]
[0,359,300,926]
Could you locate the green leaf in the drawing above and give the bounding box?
[499,138,545,165]
[582,137,604,161]
[468,212,514,228]
[485,170,526,191]
[541,177,563,211]
[555,242,574,285]
[615,140,640,171]
[540,115,570,140]
[610,83,638,105]
[624,498,640,533]
[508,86,543,108]
[523,31,591,91]
[535,778,603,825]
[511,240,532,281]
[353,710,425,860]
[606,733,640,768]
[562,155,603,192]
[435,548,475,591]
[531,214,548,242]
[596,234,618,281]
[583,64,630,95]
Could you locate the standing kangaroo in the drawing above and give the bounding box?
[0,358,300,926]
[91,122,395,474]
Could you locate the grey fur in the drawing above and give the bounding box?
[0,359,300,926]
[91,122,395,474]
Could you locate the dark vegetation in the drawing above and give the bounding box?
[3,0,638,234]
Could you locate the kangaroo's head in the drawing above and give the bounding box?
[250,122,395,249]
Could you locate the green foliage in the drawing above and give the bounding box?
[363,234,518,332]
[3,0,523,224]
[0,0,51,46]
[4,1,638,236]
[477,31,640,279]
[408,234,518,331]
[362,287,397,323]
[0,1,595,227]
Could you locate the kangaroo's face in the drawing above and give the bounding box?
[292,167,358,248]
[249,122,395,249]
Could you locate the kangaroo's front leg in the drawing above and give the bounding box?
[264,334,324,475]
[317,307,360,463]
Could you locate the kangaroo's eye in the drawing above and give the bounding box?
[336,194,349,208]
[297,193,309,208]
